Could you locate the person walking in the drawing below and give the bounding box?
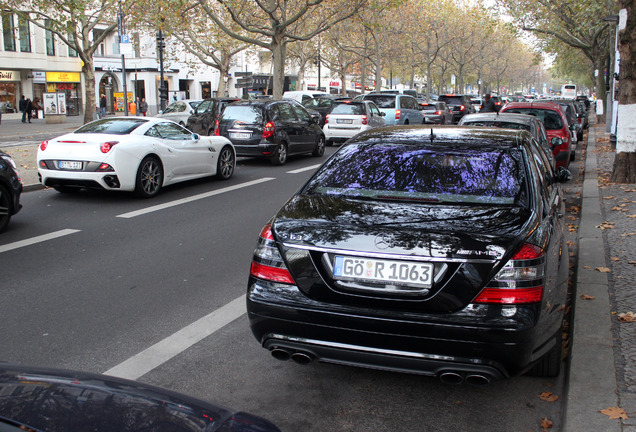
[480,94,496,113]
[24,98,33,123]
[140,98,148,116]
[100,94,107,118]
[19,95,27,123]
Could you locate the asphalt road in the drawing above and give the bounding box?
[0,145,575,432]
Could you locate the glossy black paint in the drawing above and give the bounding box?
[185,97,240,135]
[0,363,281,432]
[247,125,570,380]
[217,100,324,165]
[0,150,23,233]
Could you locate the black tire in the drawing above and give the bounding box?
[134,156,163,198]
[326,139,334,147]
[312,136,325,157]
[216,146,235,180]
[527,334,562,377]
[271,142,288,166]
[53,185,81,194]
[0,185,12,233]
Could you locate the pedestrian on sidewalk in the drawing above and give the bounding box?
[19,95,27,123]
[100,94,107,118]
[140,98,148,116]
[24,98,33,123]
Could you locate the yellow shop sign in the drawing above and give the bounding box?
[46,72,81,82]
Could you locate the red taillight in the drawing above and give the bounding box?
[473,243,545,305]
[263,121,275,138]
[40,141,48,151]
[214,119,220,136]
[460,105,465,111]
[395,109,401,119]
[361,115,367,125]
[97,163,114,172]
[100,141,119,153]
[325,114,330,124]
[435,111,442,115]
[250,224,295,284]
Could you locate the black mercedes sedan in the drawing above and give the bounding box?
[247,125,571,384]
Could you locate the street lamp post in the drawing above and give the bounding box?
[157,26,168,111]
[118,0,128,116]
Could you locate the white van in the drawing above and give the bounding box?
[282,91,330,104]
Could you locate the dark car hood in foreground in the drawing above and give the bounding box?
[273,194,533,261]
[0,363,280,432]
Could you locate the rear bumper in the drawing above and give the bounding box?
[234,142,277,158]
[247,278,557,379]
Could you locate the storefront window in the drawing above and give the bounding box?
[0,82,18,113]
[2,12,15,52]
[46,82,81,116]
[18,15,30,52]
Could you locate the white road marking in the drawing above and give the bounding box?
[117,178,275,219]
[103,294,246,380]
[286,164,321,174]
[0,229,81,254]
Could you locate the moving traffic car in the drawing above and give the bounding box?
[361,93,424,126]
[247,126,571,383]
[418,101,453,124]
[501,101,573,167]
[186,97,240,136]
[216,99,325,165]
[437,94,476,123]
[157,99,202,125]
[0,363,281,432]
[323,100,385,146]
[0,150,22,233]
[37,117,236,198]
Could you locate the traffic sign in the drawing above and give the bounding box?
[236,77,253,88]
[235,72,253,77]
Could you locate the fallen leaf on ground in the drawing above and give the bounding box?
[580,294,596,300]
[541,417,553,430]
[621,232,636,237]
[612,257,620,261]
[629,261,636,265]
[596,267,611,273]
[583,265,591,269]
[539,392,559,402]
[596,221,615,230]
[627,215,636,218]
[600,407,628,419]
[618,312,636,323]
[603,196,615,200]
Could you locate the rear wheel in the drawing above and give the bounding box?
[312,136,325,157]
[134,156,163,198]
[326,139,334,147]
[271,142,288,166]
[0,185,12,233]
[216,146,235,180]
[527,333,562,377]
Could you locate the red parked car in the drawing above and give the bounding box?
[500,101,572,168]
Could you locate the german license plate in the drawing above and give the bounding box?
[229,132,251,139]
[336,119,353,124]
[58,161,82,170]
[333,256,433,288]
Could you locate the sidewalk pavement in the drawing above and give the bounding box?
[1,113,634,431]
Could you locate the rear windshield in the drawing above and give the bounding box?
[75,118,147,134]
[462,121,531,132]
[438,96,464,105]
[220,105,263,124]
[303,143,526,206]
[420,104,438,111]
[331,103,365,115]
[303,98,334,109]
[502,108,563,130]
[363,95,396,109]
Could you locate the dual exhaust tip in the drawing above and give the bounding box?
[270,347,493,385]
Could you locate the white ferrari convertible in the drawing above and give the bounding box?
[38,117,236,198]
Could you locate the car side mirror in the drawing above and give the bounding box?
[192,133,200,140]
[555,166,572,183]
[380,112,386,117]
[551,137,563,149]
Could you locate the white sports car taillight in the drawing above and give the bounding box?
[473,243,545,304]
[250,224,295,284]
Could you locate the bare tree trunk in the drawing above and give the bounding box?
[82,60,96,124]
[611,2,636,183]
[272,35,286,99]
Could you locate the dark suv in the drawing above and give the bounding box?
[437,94,476,123]
[186,97,240,136]
[216,100,325,165]
[0,150,23,233]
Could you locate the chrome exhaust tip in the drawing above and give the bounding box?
[290,352,314,365]
[465,374,491,386]
[270,348,292,361]
[439,371,465,385]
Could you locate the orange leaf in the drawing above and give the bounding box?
[596,267,611,273]
[600,407,628,419]
[541,417,553,430]
[580,294,596,300]
[539,392,559,402]
[618,312,636,322]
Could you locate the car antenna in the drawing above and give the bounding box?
[429,128,436,142]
